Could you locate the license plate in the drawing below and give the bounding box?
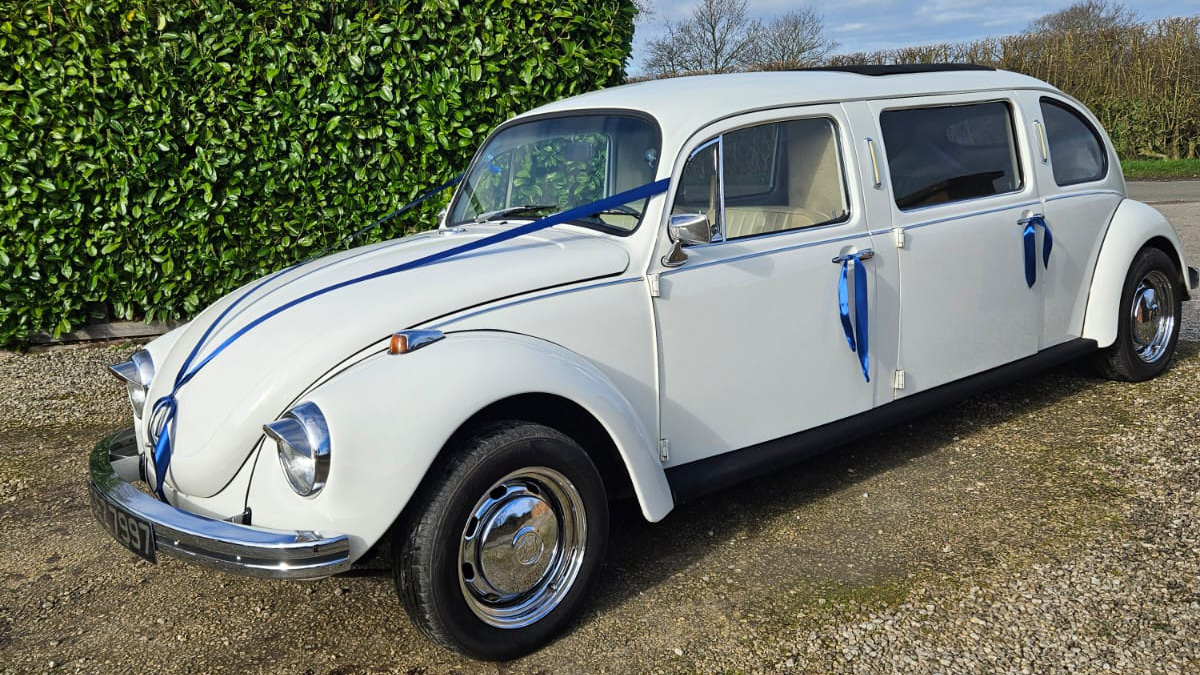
[89,483,157,563]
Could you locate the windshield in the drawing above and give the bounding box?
[448,114,661,233]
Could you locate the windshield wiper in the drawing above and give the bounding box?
[474,204,558,223]
[586,205,642,218]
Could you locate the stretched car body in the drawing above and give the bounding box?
[90,65,1197,657]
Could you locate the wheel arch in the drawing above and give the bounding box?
[1081,199,1190,347]
[250,330,673,562]
[447,393,639,506]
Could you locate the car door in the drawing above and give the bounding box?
[1020,91,1125,348]
[870,95,1044,395]
[652,106,889,468]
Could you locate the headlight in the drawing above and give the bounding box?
[109,350,155,416]
[263,402,331,497]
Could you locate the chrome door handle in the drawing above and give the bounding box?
[832,248,874,264]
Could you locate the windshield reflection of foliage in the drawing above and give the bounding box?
[472,134,609,214]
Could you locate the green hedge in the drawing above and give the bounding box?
[0,0,636,345]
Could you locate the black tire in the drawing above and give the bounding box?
[1093,247,1182,382]
[393,422,608,660]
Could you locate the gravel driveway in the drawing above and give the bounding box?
[2,197,1198,675]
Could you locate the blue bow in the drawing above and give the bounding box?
[1021,215,1053,288]
[836,252,870,382]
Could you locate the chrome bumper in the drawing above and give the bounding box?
[88,428,351,579]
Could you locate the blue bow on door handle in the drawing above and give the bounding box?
[833,249,873,382]
[1020,214,1053,288]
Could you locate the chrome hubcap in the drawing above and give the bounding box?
[1129,269,1175,363]
[458,467,586,629]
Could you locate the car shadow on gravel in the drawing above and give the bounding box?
[576,343,1200,630]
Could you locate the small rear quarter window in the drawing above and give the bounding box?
[1039,98,1108,186]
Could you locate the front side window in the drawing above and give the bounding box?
[671,117,850,240]
[448,115,660,233]
[880,101,1023,210]
[1040,98,1107,186]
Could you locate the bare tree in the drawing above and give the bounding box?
[644,0,758,77]
[1027,0,1140,33]
[643,21,695,77]
[743,9,838,70]
[632,0,655,22]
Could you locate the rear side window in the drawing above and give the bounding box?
[1040,98,1107,186]
[880,102,1023,210]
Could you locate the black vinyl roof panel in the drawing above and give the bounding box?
[801,64,997,76]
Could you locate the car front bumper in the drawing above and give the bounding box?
[88,428,351,579]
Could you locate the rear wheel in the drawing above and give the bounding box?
[1094,247,1182,382]
[394,422,608,660]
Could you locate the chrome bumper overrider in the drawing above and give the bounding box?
[88,428,351,579]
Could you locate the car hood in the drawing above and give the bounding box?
[146,225,630,498]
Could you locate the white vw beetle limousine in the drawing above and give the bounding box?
[91,65,1197,658]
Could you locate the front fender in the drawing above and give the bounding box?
[245,331,672,561]
[1082,199,1191,348]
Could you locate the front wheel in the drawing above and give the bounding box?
[1094,247,1182,382]
[393,422,608,660]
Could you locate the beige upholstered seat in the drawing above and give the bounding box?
[724,207,822,238]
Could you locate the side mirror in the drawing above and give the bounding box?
[668,213,713,245]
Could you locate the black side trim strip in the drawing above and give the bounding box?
[664,338,1098,504]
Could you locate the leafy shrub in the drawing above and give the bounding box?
[0,0,636,345]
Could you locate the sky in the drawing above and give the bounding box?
[629,0,1200,73]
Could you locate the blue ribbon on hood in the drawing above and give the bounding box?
[147,177,671,498]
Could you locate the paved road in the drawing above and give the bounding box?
[1127,179,1200,204]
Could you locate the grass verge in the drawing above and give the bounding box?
[1122,158,1200,179]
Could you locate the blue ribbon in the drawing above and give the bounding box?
[147,177,670,497]
[1021,215,1053,288]
[836,254,870,382]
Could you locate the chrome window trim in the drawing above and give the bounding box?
[714,134,726,243]
[687,136,721,160]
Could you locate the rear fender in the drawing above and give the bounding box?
[1082,199,1191,348]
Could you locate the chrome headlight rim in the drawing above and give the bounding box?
[263,402,331,497]
[109,350,155,417]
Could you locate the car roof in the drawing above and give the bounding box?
[516,69,1058,153]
